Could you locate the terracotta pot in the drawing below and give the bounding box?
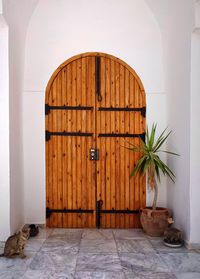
[140,207,170,237]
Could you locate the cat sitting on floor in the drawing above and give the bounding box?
[0,228,30,258]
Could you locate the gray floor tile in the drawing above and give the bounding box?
[75,271,125,279]
[32,227,53,239]
[41,238,80,253]
[80,239,117,253]
[25,238,45,252]
[116,239,156,253]
[51,228,83,239]
[119,252,168,273]
[0,251,35,271]
[76,253,122,272]
[1,228,200,278]
[160,252,200,272]
[23,269,75,279]
[175,273,200,279]
[113,229,146,239]
[124,271,177,279]
[29,250,77,273]
[0,270,25,279]
[82,229,113,240]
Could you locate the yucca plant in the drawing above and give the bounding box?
[125,123,179,210]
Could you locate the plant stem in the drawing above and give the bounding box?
[152,182,158,210]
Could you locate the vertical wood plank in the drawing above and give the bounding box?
[52,78,58,227]
[91,56,96,227]
[86,56,92,227]
[76,59,82,227]
[134,80,140,227]
[129,75,135,228]
[71,60,77,227]
[105,57,111,228]
[115,62,120,228]
[98,56,106,227]
[124,68,130,228]
[62,67,68,227]
[66,63,73,227]
[110,59,116,228]
[57,73,63,227]
[81,57,87,227]
[119,64,125,228]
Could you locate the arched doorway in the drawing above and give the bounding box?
[45,52,146,228]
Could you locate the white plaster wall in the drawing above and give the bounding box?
[24,0,164,93]
[23,92,46,224]
[146,0,194,242]
[163,2,193,243]
[195,0,200,28]
[0,0,2,14]
[0,16,10,240]
[146,93,167,208]
[2,0,40,234]
[190,31,200,245]
[23,0,166,224]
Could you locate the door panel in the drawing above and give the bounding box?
[95,57,146,228]
[46,56,96,228]
[46,52,146,228]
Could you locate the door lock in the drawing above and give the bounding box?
[90,148,99,161]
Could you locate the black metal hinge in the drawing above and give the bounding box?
[98,133,145,140]
[46,207,94,219]
[45,104,93,115]
[45,131,93,141]
[98,107,146,117]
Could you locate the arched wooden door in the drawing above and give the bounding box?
[45,52,146,228]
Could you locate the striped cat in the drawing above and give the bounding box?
[0,228,30,258]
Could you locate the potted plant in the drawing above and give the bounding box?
[125,123,179,236]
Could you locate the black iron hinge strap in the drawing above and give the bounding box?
[100,209,140,214]
[45,104,93,115]
[46,131,93,141]
[95,56,102,102]
[98,133,145,141]
[46,207,94,219]
[98,107,146,117]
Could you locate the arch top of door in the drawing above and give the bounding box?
[45,52,145,102]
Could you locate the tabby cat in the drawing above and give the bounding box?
[0,228,30,258]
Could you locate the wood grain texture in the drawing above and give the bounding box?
[45,52,146,228]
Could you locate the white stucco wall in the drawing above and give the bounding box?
[0,16,10,240]
[146,0,194,242]
[190,30,200,246]
[2,0,39,237]
[195,0,200,28]
[23,0,166,224]
[163,1,193,243]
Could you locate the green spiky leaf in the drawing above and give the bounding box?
[123,123,179,209]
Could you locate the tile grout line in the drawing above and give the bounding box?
[111,229,127,278]
[73,229,84,277]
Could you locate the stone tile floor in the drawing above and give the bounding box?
[0,228,200,278]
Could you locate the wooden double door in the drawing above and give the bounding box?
[45,52,146,228]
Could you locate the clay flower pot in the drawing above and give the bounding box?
[140,207,170,237]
